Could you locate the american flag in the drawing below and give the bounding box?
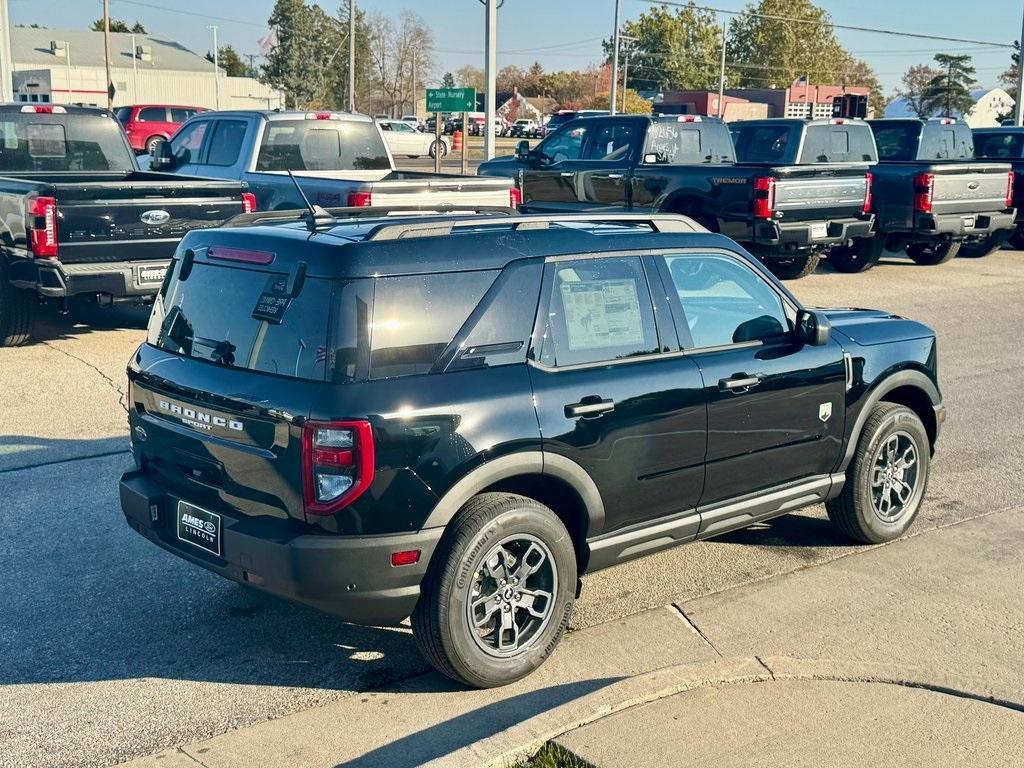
[258,28,278,57]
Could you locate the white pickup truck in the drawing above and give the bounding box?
[142,110,518,211]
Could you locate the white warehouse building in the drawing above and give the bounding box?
[9,27,283,110]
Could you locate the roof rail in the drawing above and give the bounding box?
[222,204,518,229]
[364,213,705,242]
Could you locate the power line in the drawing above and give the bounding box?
[111,0,267,29]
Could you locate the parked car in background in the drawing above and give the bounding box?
[379,119,450,158]
[509,118,541,138]
[144,110,517,211]
[827,118,1015,270]
[542,109,609,137]
[970,125,1024,249]
[115,104,205,154]
[400,115,422,130]
[478,115,876,279]
[0,104,251,346]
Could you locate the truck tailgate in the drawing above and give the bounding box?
[929,163,1011,215]
[364,172,514,208]
[771,169,869,222]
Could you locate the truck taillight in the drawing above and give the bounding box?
[863,172,873,214]
[302,420,374,516]
[347,191,372,207]
[753,176,775,219]
[913,172,935,213]
[1005,171,1015,209]
[509,186,522,209]
[241,192,256,213]
[26,196,58,258]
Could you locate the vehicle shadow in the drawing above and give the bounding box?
[713,510,853,549]
[27,301,150,343]
[0,434,129,473]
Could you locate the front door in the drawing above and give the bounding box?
[575,119,641,210]
[654,250,846,506]
[520,120,593,212]
[528,254,707,535]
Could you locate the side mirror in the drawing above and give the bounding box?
[515,139,531,162]
[796,309,831,346]
[150,138,174,171]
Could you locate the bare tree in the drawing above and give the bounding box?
[366,10,434,117]
[898,63,942,119]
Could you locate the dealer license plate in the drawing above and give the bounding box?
[177,501,221,556]
[138,265,167,285]
[810,222,828,240]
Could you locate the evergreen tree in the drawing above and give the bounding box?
[921,54,976,118]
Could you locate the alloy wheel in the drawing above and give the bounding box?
[871,430,919,522]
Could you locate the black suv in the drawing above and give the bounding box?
[120,212,945,688]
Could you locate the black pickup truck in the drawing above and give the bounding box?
[478,115,875,280]
[0,104,252,346]
[972,125,1024,250]
[827,118,1015,271]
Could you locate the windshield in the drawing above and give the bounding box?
[972,131,1023,160]
[255,119,391,172]
[0,112,135,172]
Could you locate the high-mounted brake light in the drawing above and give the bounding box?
[1005,171,1015,209]
[21,105,66,114]
[677,115,702,122]
[913,172,935,213]
[830,118,846,125]
[509,186,522,209]
[863,171,873,214]
[207,246,274,264]
[26,196,58,258]
[306,112,337,120]
[753,176,775,219]
[241,192,256,213]
[347,191,372,207]
[302,420,375,516]
[938,118,955,125]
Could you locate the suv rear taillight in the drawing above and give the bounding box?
[241,192,256,213]
[863,171,873,214]
[302,420,375,516]
[509,186,522,209]
[913,172,935,213]
[753,176,775,219]
[26,196,58,258]
[1005,171,1015,209]
[347,191,372,207]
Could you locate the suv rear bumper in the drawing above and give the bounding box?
[10,258,169,300]
[910,209,1016,240]
[119,469,442,626]
[753,215,874,249]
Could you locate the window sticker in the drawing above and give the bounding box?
[559,278,644,351]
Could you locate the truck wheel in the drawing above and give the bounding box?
[429,141,447,159]
[765,252,820,280]
[826,403,930,544]
[144,135,163,155]
[411,492,576,688]
[958,233,1007,258]
[1007,227,1024,250]
[0,261,34,347]
[826,236,885,273]
[906,241,960,265]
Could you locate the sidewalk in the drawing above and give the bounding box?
[118,506,1024,768]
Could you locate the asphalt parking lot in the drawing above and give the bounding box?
[1,247,1023,768]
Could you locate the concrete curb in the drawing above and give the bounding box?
[432,656,1024,768]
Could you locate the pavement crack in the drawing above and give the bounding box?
[41,340,128,413]
[755,656,776,680]
[669,604,723,657]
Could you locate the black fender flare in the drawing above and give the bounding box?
[421,451,605,537]
[838,368,941,472]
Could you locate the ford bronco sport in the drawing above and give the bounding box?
[120,211,944,688]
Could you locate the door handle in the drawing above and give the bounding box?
[719,375,762,392]
[560,171,575,177]
[564,397,615,418]
[605,173,624,180]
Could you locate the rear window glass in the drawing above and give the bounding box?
[974,131,1024,159]
[798,125,876,163]
[645,121,734,164]
[369,271,497,379]
[872,122,920,161]
[147,261,333,382]
[0,114,135,172]
[255,120,390,172]
[730,125,793,163]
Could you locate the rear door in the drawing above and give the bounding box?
[528,253,706,535]
[654,250,845,516]
[575,119,641,209]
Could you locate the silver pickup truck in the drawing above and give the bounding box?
[142,110,517,211]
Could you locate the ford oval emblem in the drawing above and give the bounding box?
[140,209,171,225]
[967,181,979,190]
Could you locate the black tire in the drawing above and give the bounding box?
[144,135,163,155]
[826,236,885,273]
[0,260,34,347]
[429,140,447,159]
[958,232,1008,258]
[826,402,930,544]
[412,492,576,688]
[906,240,960,265]
[765,252,820,280]
[1007,227,1024,250]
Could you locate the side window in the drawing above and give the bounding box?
[169,108,192,123]
[582,122,637,161]
[538,256,659,367]
[169,120,208,164]
[138,107,166,122]
[205,119,247,166]
[369,270,497,379]
[538,122,588,164]
[661,254,790,349]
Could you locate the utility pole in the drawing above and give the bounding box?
[1016,5,1024,125]
[412,58,417,118]
[717,22,726,118]
[130,33,138,102]
[246,54,256,79]
[348,0,356,112]
[209,26,220,109]
[618,35,635,114]
[483,0,498,160]
[0,0,13,102]
[610,0,621,115]
[103,0,113,109]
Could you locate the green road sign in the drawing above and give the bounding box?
[426,87,476,113]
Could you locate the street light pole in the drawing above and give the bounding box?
[348,0,356,112]
[0,0,13,103]
[717,22,726,118]
[483,0,498,161]
[209,26,220,109]
[1015,5,1024,125]
[610,0,621,115]
[130,33,138,102]
[103,0,113,109]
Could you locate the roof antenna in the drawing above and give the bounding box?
[286,170,336,231]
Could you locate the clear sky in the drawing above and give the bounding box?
[7,0,1021,95]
